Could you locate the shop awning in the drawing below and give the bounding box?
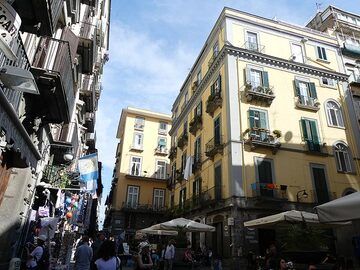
[149,217,215,232]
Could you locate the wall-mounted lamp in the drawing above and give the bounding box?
[296,189,308,202]
[42,143,74,162]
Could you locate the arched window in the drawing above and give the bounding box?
[334,142,352,172]
[326,101,344,127]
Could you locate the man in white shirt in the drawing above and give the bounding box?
[164,240,175,270]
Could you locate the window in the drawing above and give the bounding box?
[249,109,269,141]
[170,194,174,208]
[246,67,269,90]
[255,158,274,197]
[211,75,222,95]
[196,70,202,83]
[153,189,165,209]
[171,163,176,184]
[195,102,202,116]
[326,101,344,127]
[291,43,304,63]
[183,121,188,133]
[181,151,187,173]
[214,116,221,145]
[133,133,143,150]
[184,91,189,104]
[156,160,167,179]
[157,137,167,152]
[134,117,145,130]
[127,186,139,208]
[294,79,317,107]
[214,164,222,200]
[246,31,259,51]
[194,136,201,163]
[213,41,219,57]
[130,156,142,176]
[334,143,352,173]
[316,46,328,61]
[179,188,186,209]
[159,122,167,133]
[321,77,335,87]
[301,119,320,152]
[193,178,201,197]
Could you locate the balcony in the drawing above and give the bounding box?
[129,144,143,152]
[121,202,167,213]
[206,92,222,116]
[134,123,144,131]
[250,182,288,201]
[245,83,275,105]
[243,41,265,53]
[155,146,168,156]
[192,155,202,173]
[176,170,184,183]
[31,37,75,124]
[189,115,202,135]
[84,112,95,133]
[192,80,199,93]
[168,146,177,160]
[80,0,98,7]
[304,141,328,156]
[78,21,97,74]
[244,128,281,154]
[349,74,360,87]
[125,174,167,183]
[13,0,63,37]
[342,43,360,58]
[177,132,188,149]
[295,95,320,111]
[205,136,224,159]
[85,132,96,150]
[79,75,96,112]
[42,165,73,188]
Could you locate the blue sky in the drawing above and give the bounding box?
[96,0,360,227]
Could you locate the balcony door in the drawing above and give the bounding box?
[246,32,258,51]
[310,164,330,204]
[127,186,139,208]
[153,189,165,210]
[256,158,274,197]
[214,164,222,201]
[156,160,167,179]
[214,116,221,145]
[301,119,320,152]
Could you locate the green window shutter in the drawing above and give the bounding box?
[309,82,317,99]
[310,120,319,144]
[262,71,269,88]
[249,109,255,128]
[317,46,322,59]
[245,68,251,84]
[199,101,202,116]
[218,75,222,93]
[322,47,327,60]
[301,119,309,140]
[294,80,300,96]
[211,83,215,95]
[259,111,267,129]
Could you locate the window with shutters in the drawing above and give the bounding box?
[255,158,274,198]
[194,136,201,163]
[333,142,352,173]
[193,177,202,205]
[211,75,222,96]
[300,118,321,152]
[195,102,202,116]
[294,79,319,109]
[130,156,142,176]
[320,77,336,88]
[159,122,167,134]
[157,137,167,153]
[325,101,344,128]
[132,133,143,150]
[213,41,219,57]
[248,109,269,141]
[207,75,223,115]
[179,188,186,209]
[156,160,167,179]
[190,102,203,134]
[127,186,139,208]
[181,151,187,174]
[316,46,328,61]
[153,189,165,209]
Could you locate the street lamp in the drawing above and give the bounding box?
[296,189,308,202]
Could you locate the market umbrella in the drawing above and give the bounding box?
[138,228,179,236]
[244,210,350,228]
[149,217,216,232]
[315,192,360,223]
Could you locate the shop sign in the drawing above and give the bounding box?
[0,1,21,61]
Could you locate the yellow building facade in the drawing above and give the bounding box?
[169,8,359,259]
[106,107,171,238]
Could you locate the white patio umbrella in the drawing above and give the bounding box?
[149,217,216,232]
[244,210,349,229]
[315,192,360,223]
[138,228,178,236]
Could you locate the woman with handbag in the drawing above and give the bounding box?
[95,240,121,270]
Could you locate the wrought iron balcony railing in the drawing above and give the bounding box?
[168,146,177,160]
[245,83,275,105]
[205,135,224,159]
[155,146,168,155]
[250,182,288,200]
[177,132,188,149]
[206,92,222,116]
[245,128,281,154]
[295,95,320,111]
[243,41,265,53]
[122,202,167,213]
[192,155,202,173]
[189,115,202,135]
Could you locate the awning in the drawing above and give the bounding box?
[315,192,360,223]
[244,210,350,229]
[138,228,178,236]
[149,218,215,232]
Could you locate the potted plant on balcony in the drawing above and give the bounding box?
[272,130,282,138]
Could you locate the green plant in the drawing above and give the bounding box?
[272,129,282,138]
[243,128,250,136]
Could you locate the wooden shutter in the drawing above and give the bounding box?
[258,159,273,197]
[217,75,222,93]
[245,68,251,84]
[259,111,267,129]
[301,119,309,140]
[214,117,221,145]
[211,83,215,95]
[309,83,317,99]
[322,48,327,60]
[262,71,269,88]
[249,109,255,128]
[294,80,300,96]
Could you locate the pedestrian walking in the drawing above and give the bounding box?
[26,235,48,270]
[95,240,121,270]
[134,241,153,270]
[75,235,93,270]
[163,240,175,270]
